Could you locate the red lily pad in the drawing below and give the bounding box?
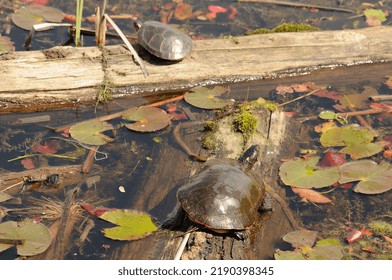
[12,6,64,31]
[122,106,171,132]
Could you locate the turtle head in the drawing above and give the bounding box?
[133,21,142,31]
[238,144,260,169]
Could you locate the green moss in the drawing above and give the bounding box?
[369,220,392,236]
[95,80,114,111]
[246,22,319,35]
[232,105,258,144]
[204,120,219,132]
[201,131,218,150]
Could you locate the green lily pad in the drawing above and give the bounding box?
[364,9,387,23]
[275,230,343,260]
[69,119,115,145]
[339,160,392,194]
[320,125,382,159]
[0,219,51,256]
[12,6,64,31]
[184,86,233,109]
[320,125,376,147]
[0,36,15,54]
[99,209,158,241]
[274,249,306,260]
[122,106,171,132]
[340,142,384,160]
[279,157,340,189]
[0,192,13,203]
[282,230,317,248]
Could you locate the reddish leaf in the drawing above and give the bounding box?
[359,227,372,236]
[291,187,333,204]
[32,140,57,154]
[339,183,353,189]
[346,229,362,244]
[166,105,188,120]
[21,158,35,169]
[320,151,346,167]
[208,5,228,13]
[313,90,342,101]
[228,6,238,20]
[81,204,109,217]
[174,3,193,20]
[370,102,392,113]
[361,247,374,253]
[383,149,392,159]
[21,0,49,5]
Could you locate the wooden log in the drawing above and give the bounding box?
[0,26,391,112]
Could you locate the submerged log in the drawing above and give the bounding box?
[0,26,391,112]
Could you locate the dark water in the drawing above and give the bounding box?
[0,0,391,259]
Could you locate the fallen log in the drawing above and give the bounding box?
[0,26,391,113]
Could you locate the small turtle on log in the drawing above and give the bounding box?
[134,20,193,61]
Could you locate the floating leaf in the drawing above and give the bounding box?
[0,192,13,203]
[340,142,384,160]
[69,119,114,145]
[0,36,15,54]
[100,209,158,241]
[12,6,64,31]
[308,238,343,260]
[339,160,392,194]
[364,9,387,27]
[122,106,171,132]
[0,219,51,256]
[274,249,305,260]
[320,125,383,159]
[275,230,343,260]
[282,230,317,248]
[184,86,233,109]
[279,157,340,189]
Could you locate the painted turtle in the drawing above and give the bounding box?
[176,145,266,232]
[134,21,192,61]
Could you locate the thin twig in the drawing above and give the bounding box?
[296,108,384,122]
[82,146,98,174]
[369,95,392,102]
[237,0,354,13]
[104,13,149,77]
[276,87,326,108]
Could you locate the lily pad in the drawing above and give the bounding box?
[69,119,114,146]
[122,106,171,132]
[99,209,158,241]
[12,6,64,31]
[0,192,13,203]
[0,219,51,256]
[339,160,392,194]
[320,125,383,159]
[184,86,233,109]
[275,230,343,260]
[282,230,317,248]
[279,157,340,189]
[0,36,15,54]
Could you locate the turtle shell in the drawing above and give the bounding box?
[136,21,192,61]
[176,159,265,231]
